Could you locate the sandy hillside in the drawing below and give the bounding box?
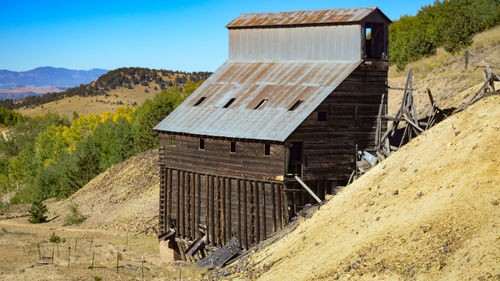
[388,25,500,117]
[46,150,159,234]
[219,94,500,280]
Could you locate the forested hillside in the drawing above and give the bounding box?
[390,0,500,70]
[0,67,210,110]
[0,81,202,205]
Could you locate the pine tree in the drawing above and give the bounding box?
[28,201,48,223]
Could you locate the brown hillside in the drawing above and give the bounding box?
[220,94,500,280]
[17,85,158,118]
[46,150,159,234]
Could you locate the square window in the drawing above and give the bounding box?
[318,111,327,121]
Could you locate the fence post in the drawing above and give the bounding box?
[68,246,71,268]
[91,251,95,269]
[37,244,41,260]
[89,236,93,250]
[52,245,55,264]
[465,50,469,69]
[141,257,145,281]
[116,252,119,274]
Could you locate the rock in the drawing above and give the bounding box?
[491,200,499,206]
[417,191,423,198]
[454,131,461,136]
[400,167,407,172]
[376,217,380,221]
[315,242,320,246]
[393,190,399,196]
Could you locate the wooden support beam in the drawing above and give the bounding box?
[243,180,248,249]
[221,177,226,245]
[249,181,255,246]
[255,181,260,243]
[196,173,201,238]
[191,172,196,239]
[277,183,282,229]
[214,176,220,245]
[237,179,242,246]
[271,183,277,232]
[261,182,267,238]
[210,175,215,246]
[227,178,232,244]
[205,174,210,245]
[168,168,173,229]
[294,176,321,203]
[176,170,181,237]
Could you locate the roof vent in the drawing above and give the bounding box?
[223,98,236,108]
[288,100,303,111]
[194,97,206,106]
[254,99,268,110]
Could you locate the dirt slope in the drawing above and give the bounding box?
[224,95,500,280]
[47,150,159,234]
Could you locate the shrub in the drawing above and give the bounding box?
[63,202,85,226]
[49,232,61,243]
[28,201,48,223]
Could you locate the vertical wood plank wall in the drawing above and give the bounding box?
[159,166,287,249]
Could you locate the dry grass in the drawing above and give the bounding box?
[221,95,500,280]
[388,25,500,117]
[16,84,160,119]
[0,220,205,280]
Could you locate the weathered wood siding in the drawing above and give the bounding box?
[158,135,288,249]
[286,60,388,181]
[159,134,285,181]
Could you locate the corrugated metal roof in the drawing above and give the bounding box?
[154,60,361,142]
[226,7,379,28]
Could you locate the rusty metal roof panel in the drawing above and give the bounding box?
[226,7,378,28]
[154,60,361,142]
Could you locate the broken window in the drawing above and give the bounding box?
[230,141,236,153]
[199,138,204,150]
[264,144,270,155]
[365,22,386,59]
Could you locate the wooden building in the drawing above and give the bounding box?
[155,7,391,258]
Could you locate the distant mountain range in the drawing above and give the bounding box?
[0,67,108,100]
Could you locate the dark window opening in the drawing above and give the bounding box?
[194,97,206,106]
[223,98,236,108]
[199,138,204,150]
[254,99,268,110]
[230,141,236,152]
[170,135,175,146]
[264,144,270,155]
[365,22,386,59]
[289,100,303,111]
[318,111,327,121]
[288,142,303,175]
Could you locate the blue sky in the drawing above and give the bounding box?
[0,0,433,72]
